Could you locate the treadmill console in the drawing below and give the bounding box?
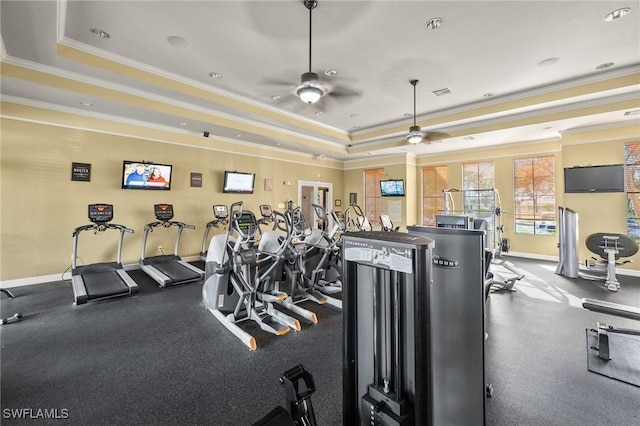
[154,204,174,221]
[380,214,393,230]
[213,205,228,219]
[260,205,273,219]
[88,204,114,223]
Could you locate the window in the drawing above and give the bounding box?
[463,162,495,215]
[364,168,385,225]
[463,162,496,245]
[514,156,556,235]
[422,166,447,225]
[625,142,640,241]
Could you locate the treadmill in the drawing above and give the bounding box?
[200,205,229,261]
[71,204,139,305]
[140,204,204,287]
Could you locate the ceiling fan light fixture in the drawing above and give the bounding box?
[406,79,425,145]
[406,125,425,144]
[297,84,324,104]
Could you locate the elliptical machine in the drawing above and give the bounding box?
[256,204,319,325]
[281,204,343,308]
[202,201,301,351]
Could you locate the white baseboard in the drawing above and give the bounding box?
[1,256,205,289]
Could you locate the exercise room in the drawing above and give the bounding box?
[1,1,639,425]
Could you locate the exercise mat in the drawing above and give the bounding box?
[586,329,640,387]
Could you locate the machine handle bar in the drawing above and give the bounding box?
[72,223,134,237]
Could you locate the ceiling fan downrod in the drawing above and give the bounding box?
[305,0,318,73]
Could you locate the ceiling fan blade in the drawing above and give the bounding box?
[423,131,450,142]
[262,77,296,88]
[328,85,361,99]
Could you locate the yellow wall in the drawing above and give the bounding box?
[348,131,639,272]
[1,107,638,283]
[0,116,343,281]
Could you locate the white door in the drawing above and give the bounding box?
[298,181,333,230]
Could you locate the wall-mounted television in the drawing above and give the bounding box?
[223,170,255,194]
[380,179,405,197]
[564,164,625,193]
[122,161,172,190]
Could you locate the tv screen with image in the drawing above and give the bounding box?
[122,161,172,190]
[223,171,255,194]
[380,179,405,197]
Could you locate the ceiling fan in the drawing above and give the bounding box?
[265,0,360,109]
[405,79,449,144]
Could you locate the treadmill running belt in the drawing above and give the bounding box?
[83,271,131,299]
[154,262,201,283]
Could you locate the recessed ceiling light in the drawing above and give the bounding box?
[166,35,189,48]
[315,111,323,116]
[350,113,360,118]
[235,134,242,138]
[464,136,475,141]
[425,18,444,30]
[596,62,614,70]
[624,109,640,116]
[483,92,495,98]
[89,28,110,39]
[604,8,631,21]
[324,68,337,76]
[352,126,361,130]
[403,112,412,118]
[537,57,559,68]
[208,72,222,79]
[179,122,187,126]
[79,101,93,107]
[271,95,281,101]
[432,87,451,96]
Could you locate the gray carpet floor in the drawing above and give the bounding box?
[1,257,639,425]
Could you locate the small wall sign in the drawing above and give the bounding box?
[190,172,202,187]
[71,162,91,182]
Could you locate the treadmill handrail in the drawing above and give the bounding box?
[141,220,196,260]
[72,223,134,269]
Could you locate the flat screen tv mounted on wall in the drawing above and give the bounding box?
[564,164,625,193]
[380,179,405,197]
[223,171,255,194]
[122,161,172,190]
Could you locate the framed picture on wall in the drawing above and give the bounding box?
[335,199,342,207]
[71,162,91,182]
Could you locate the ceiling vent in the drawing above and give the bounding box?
[624,109,640,116]
[432,88,452,96]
